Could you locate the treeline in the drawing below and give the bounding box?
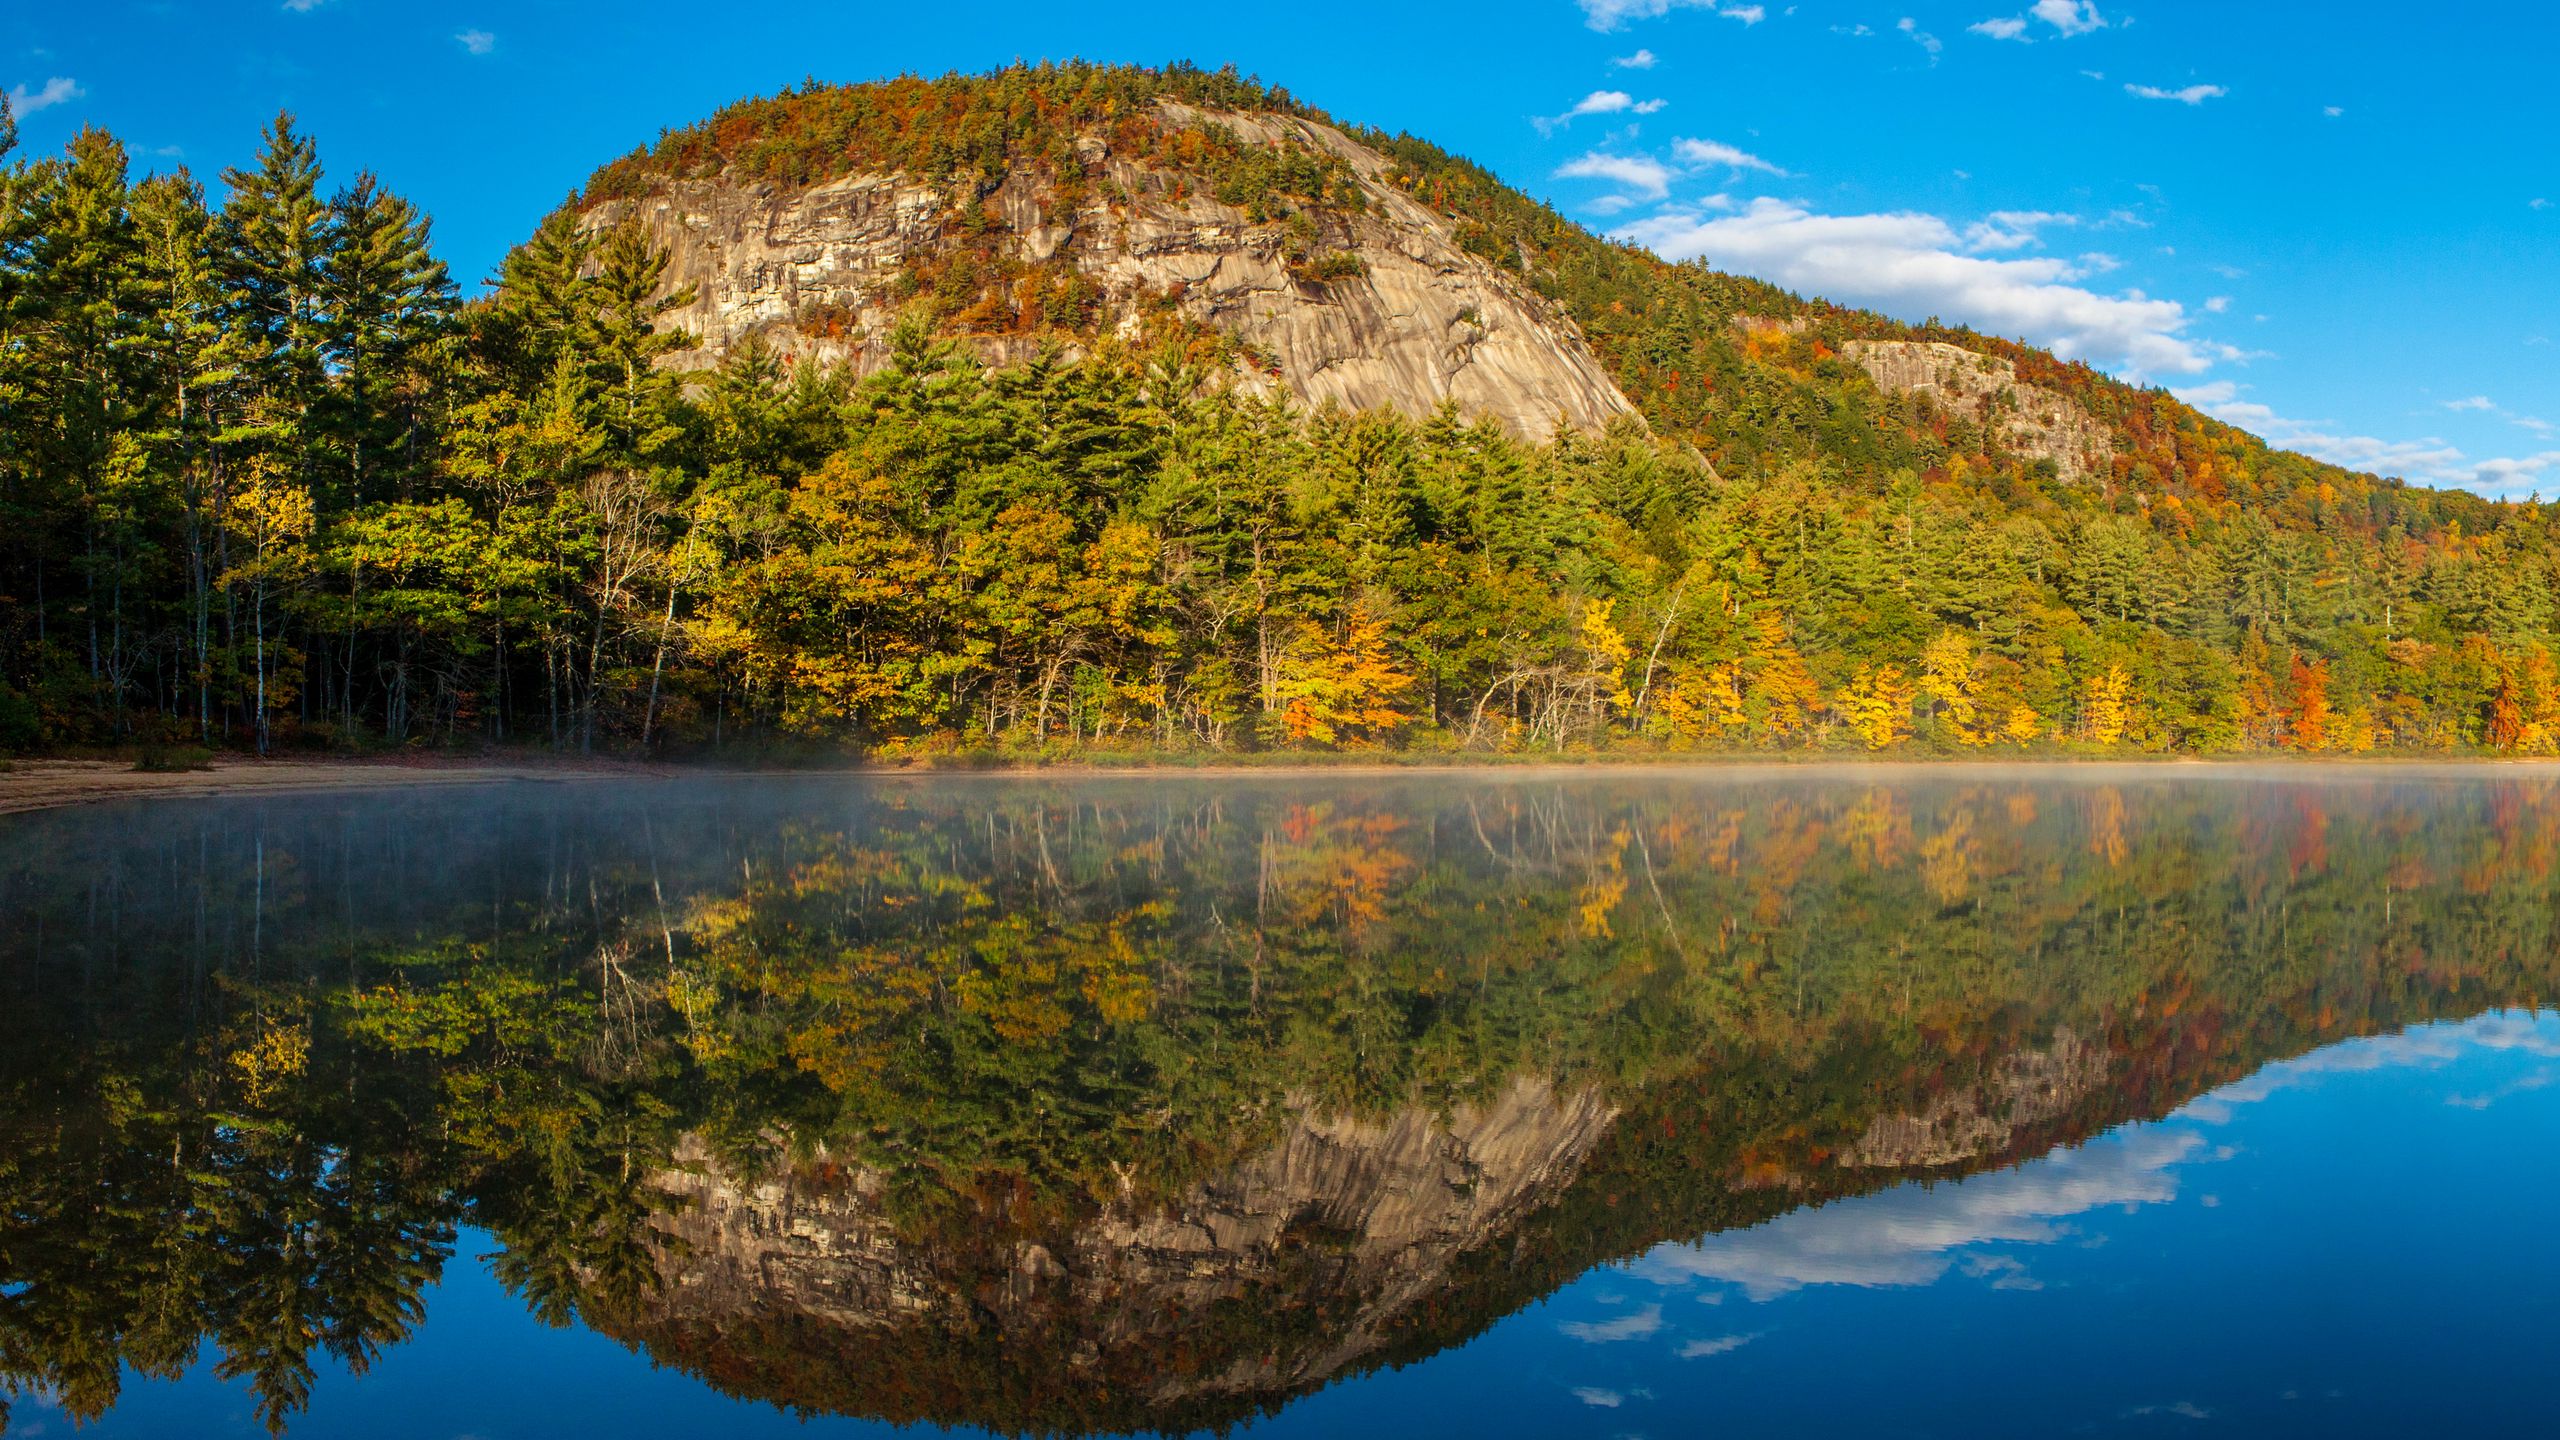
[9,77,2560,758]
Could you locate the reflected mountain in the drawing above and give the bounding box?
[4,770,2557,1435]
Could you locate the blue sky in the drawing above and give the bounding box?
[8,1,2554,493]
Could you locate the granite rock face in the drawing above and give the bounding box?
[1843,339,2117,484]
[581,105,1637,439]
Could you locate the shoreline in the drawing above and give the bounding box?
[0,755,667,817]
[8,750,2560,816]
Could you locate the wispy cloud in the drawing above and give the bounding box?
[1618,198,2222,376]
[2440,394,2555,436]
[1673,136,1784,175]
[1613,47,1659,68]
[1556,150,1676,200]
[1538,89,1666,134]
[2175,385,2560,492]
[1571,1387,1626,1408]
[1898,16,1943,59]
[1963,209,2078,251]
[2126,82,2227,104]
[1559,1304,1665,1342]
[1970,0,2104,42]
[6,76,84,116]
[281,0,330,10]
[2031,0,2107,35]
[455,29,496,55]
[1580,0,1767,29]
[1679,1332,1760,1358]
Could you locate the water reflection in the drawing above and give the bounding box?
[2,769,2558,1435]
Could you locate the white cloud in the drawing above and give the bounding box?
[1972,1,2102,41]
[1571,1387,1626,1407]
[2533,198,2552,211]
[2446,395,2497,411]
[2030,0,2107,35]
[1559,1304,1665,1342]
[1899,16,1943,57]
[1673,136,1785,175]
[1540,89,1668,133]
[2174,382,2560,493]
[280,0,329,10]
[455,29,496,55]
[2324,105,2345,118]
[1632,1127,2203,1300]
[1963,209,2078,251]
[2446,1072,2553,1111]
[1618,197,2220,376]
[1556,151,1676,200]
[2172,379,2468,483]
[2126,82,2227,104]
[1614,48,1659,67]
[1679,1333,1760,1357]
[5,76,84,116]
[2203,295,2232,314]
[1579,0,1765,28]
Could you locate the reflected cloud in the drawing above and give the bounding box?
[2179,1011,2560,1123]
[1678,1332,1759,1358]
[1632,1129,2201,1300]
[1560,1304,1664,1343]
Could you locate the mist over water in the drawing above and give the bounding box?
[4,768,2558,1437]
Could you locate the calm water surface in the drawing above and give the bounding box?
[3,769,2557,1437]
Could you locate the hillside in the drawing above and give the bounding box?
[3,61,2558,757]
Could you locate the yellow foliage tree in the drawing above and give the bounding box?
[1579,598,1636,720]
[1274,606,1415,746]
[1838,665,1917,749]
[1917,628,1987,744]
[2082,664,2132,746]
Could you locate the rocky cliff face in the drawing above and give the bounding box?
[1843,339,2116,484]
[628,1074,1618,1424]
[1840,1028,2110,1171]
[581,105,1637,439]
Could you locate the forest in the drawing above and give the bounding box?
[8,62,2560,760]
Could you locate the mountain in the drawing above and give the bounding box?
[562,63,2436,514]
[578,95,1635,438]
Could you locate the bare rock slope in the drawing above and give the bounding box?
[583,106,1637,439]
[1844,339,2117,484]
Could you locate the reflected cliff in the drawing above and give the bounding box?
[3,769,2558,1435]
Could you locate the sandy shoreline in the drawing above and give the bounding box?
[0,756,665,816]
[6,751,2558,816]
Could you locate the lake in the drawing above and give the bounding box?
[3,767,2557,1438]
